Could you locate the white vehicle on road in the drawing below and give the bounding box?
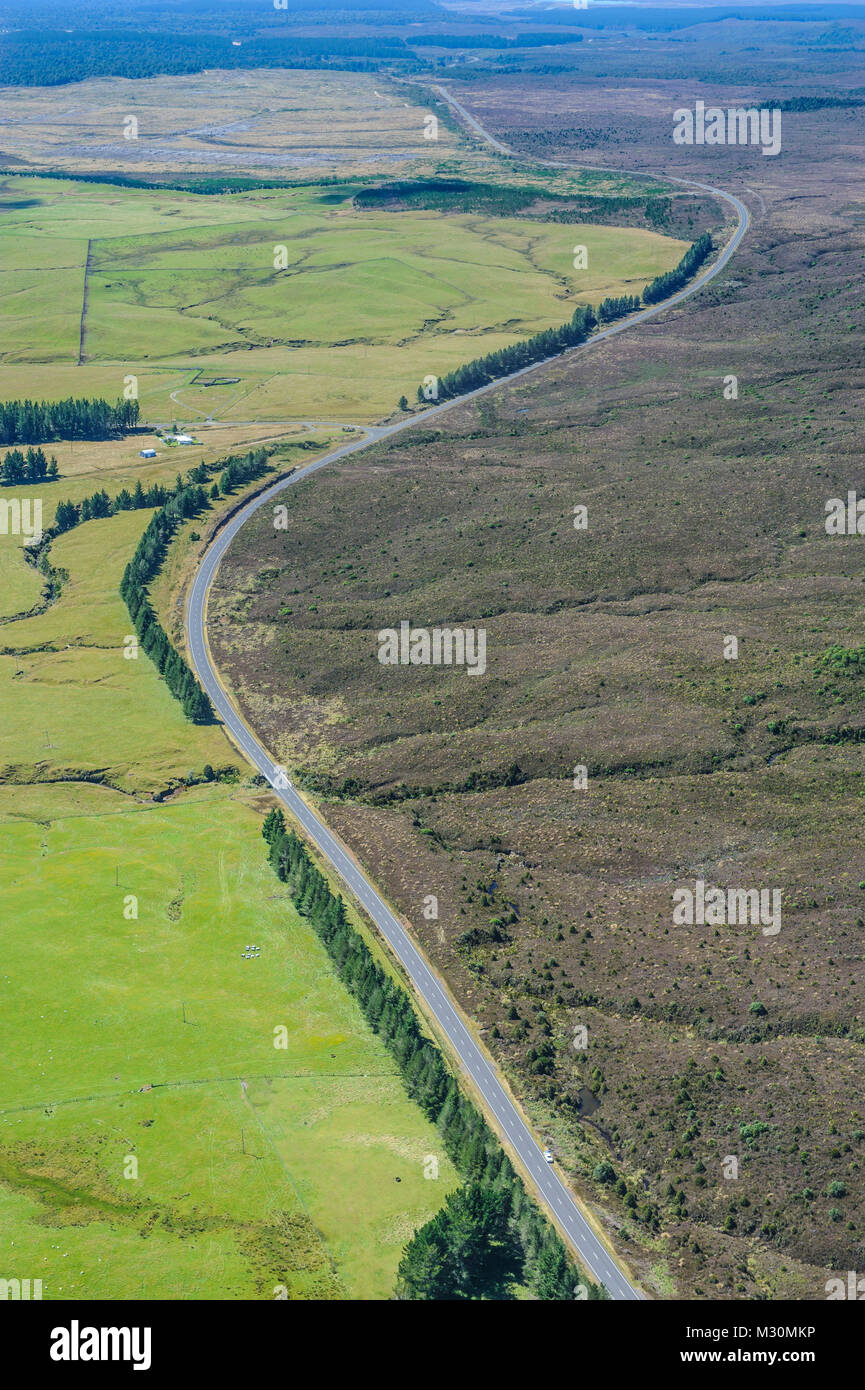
[543,1149,554,1164]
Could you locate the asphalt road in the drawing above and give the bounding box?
[185,96,750,1301]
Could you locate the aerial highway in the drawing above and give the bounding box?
[186,90,750,1301]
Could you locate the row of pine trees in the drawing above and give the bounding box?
[0,396,139,445]
[597,293,642,323]
[116,448,280,721]
[642,232,713,305]
[53,450,272,535]
[425,304,597,402]
[53,479,175,533]
[261,811,607,1301]
[218,447,272,494]
[119,483,215,724]
[1,446,59,486]
[45,445,282,722]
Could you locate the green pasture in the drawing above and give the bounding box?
[0,423,332,632]
[0,266,83,362]
[0,541,44,622]
[0,174,687,421]
[86,212,686,356]
[0,510,227,789]
[0,783,456,1299]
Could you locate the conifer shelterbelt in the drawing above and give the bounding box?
[51,449,273,538]
[642,232,713,305]
[0,396,139,445]
[261,811,609,1302]
[0,446,59,485]
[52,480,172,534]
[597,293,642,323]
[420,304,597,403]
[36,456,246,727]
[217,447,272,495]
[17,443,282,724]
[119,484,216,724]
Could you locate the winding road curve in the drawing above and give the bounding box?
[185,90,751,1301]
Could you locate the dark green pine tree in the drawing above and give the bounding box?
[395,1222,453,1300]
[262,808,286,845]
[533,1238,578,1300]
[182,685,213,724]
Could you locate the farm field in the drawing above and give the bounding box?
[0,436,457,1299]
[0,784,458,1300]
[0,169,687,422]
[0,543,44,622]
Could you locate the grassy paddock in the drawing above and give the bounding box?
[0,173,686,422]
[0,784,457,1300]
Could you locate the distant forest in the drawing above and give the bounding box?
[0,32,417,86]
[412,32,583,49]
[5,0,865,86]
[0,0,583,86]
